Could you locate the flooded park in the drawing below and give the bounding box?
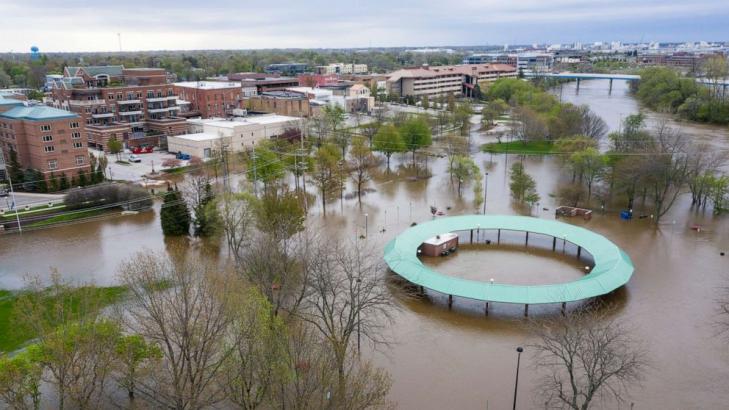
[2,79,729,408]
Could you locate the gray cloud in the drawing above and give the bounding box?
[2,0,727,52]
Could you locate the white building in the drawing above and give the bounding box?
[167,114,303,159]
[316,63,368,75]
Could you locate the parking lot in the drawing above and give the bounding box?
[90,149,186,182]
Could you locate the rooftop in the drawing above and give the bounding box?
[169,132,222,142]
[0,105,79,121]
[0,97,24,107]
[66,65,124,77]
[188,114,301,129]
[173,81,241,90]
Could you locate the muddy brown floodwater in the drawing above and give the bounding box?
[1,79,729,408]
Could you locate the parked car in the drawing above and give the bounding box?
[131,146,154,154]
[175,152,191,160]
[128,154,142,163]
[0,184,8,197]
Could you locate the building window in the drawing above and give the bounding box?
[73,141,83,148]
[42,135,53,142]
[48,159,58,170]
[70,122,80,129]
[44,145,55,153]
[75,155,85,165]
[71,132,81,139]
[40,124,51,132]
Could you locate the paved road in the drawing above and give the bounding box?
[1,192,64,210]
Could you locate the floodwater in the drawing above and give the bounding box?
[1,79,729,408]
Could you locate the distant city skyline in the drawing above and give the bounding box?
[2,0,728,52]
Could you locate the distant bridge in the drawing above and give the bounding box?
[525,72,640,93]
[527,72,641,81]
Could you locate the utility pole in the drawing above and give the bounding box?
[1,151,21,233]
[251,145,257,197]
[482,172,489,214]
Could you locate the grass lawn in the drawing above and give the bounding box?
[0,286,127,352]
[0,205,67,223]
[27,208,115,228]
[481,140,556,155]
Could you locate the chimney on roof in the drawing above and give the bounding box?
[422,64,429,70]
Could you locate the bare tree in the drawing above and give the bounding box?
[297,239,395,404]
[118,251,233,409]
[529,304,648,410]
[644,122,690,223]
[220,192,256,264]
[349,136,377,206]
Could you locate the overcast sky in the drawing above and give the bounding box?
[2,0,728,52]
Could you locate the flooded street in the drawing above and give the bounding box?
[2,79,729,408]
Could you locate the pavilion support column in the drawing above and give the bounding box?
[419,286,424,296]
[524,304,529,317]
[485,302,489,316]
[525,232,529,247]
[448,294,453,309]
[497,229,501,244]
[470,230,473,244]
[609,79,613,94]
[561,302,566,316]
[552,236,557,251]
[577,246,582,259]
[576,78,581,93]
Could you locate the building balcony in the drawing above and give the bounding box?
[116,99,142,105]
[146,96,176,102]
[168,106,181,111]
[119,110,143,116]
[70,99,107,106]
[91,112,115,119]
[148,107,172,114]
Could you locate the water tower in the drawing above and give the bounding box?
[30,46,40,60]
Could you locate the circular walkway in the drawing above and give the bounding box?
[383,215,634,305]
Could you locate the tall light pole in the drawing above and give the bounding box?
[1,151,22,233]
[364,213,368,238]
[512,346,524,410]
[356,277,362,354]
[482,171,489,214]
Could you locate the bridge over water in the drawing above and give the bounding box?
[526,72,640,93]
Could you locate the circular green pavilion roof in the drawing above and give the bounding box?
[383,215,634,305]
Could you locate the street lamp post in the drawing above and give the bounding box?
[356,277,362,354]
[364,213,368,238]
[482,171,489,214]
[513,346,524,410]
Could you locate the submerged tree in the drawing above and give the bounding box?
[529,305,648,410]
[372,124,405,169]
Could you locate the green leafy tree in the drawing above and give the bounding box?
[114,334,162,402]
[449,155,479,197]
[160,186,190,236]
[349,136,377,206]
[107,137,123,161]
[399,117,432,165]
[568,148,607,202]
[312,143,341,216]
[372,124,405,169]
[253,191,305,240]
[421,95,430,110]
[0,352,42,410]
[251,143,285,195]
[481,98,508,127]
[510,162,540,205]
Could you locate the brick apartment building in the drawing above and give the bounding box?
[172,81,241,118]
[0,96,90,178]
[386,63,517,98]
[49,66,188,151]
[242,91,315,117]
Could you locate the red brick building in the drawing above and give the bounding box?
[1,96,90,178]
[172,81,241,118]
[49,66,188,151]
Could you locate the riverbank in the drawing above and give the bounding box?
[0,286,127,352]
[481,140,556,154]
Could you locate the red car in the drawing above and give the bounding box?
[131,146,154,154]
